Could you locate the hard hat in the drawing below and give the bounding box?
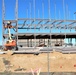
[7,21,10,23]
[7,21,11,25]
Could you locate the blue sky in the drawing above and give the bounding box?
[0,0,76,45]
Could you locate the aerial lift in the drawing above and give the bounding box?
[4,21,18,51]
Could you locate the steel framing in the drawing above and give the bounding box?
[2,0,76,47]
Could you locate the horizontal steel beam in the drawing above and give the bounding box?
[18,18,50,21]
[3,33,76,36]
[18,27,40,29]
[3,20,17,23]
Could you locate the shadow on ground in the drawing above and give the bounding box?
[0,72,76,75]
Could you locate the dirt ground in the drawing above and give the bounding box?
[0,51,76,72]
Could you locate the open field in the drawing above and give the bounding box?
[0,51,76,72]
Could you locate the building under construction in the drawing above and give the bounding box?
[2,0,76,50]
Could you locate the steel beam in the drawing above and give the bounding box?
[56,21,63,25]
[68,21,76,26]
[18,27,40,29]
[21,20,27,28]
[51,21,57,24]
[3,20,17,23]
[38,20,43,24]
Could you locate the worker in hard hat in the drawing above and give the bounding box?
[4,21,13,28]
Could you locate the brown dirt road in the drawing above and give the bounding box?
[0,51,76,72]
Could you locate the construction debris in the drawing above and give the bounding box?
[14,66,26,71]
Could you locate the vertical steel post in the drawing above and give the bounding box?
[74,12,76,46]
[59,10,60,20]
[49,0,51,40]
[42,2,45,46]
[49,0,51,47]
[30,2,32,20]
[29,2,31,47]
[63,0,66,45]
[66,4,69,45]
[2,0,5,49]
[59,10,61,46]
[75,38,76,45]
[69,11,70,20]
[42,1,44,28]
[47,0,51,75]
[66,4,68,20]
[63,0,65,21]
[34,0,36,47]
[54,1,57,46]
[38,9,40,18]
[16,0,18,49]
[42,2,44,19]
[27,8,28,18]
[54,1,56,20]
